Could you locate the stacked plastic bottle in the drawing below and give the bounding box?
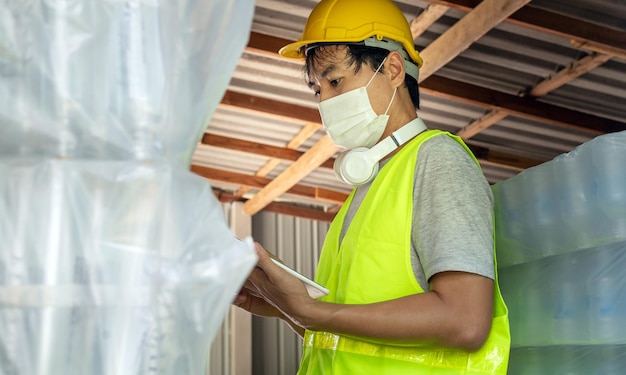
[0,1,257,374]
[492,131,626,374]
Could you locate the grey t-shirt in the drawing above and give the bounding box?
[340,134,495,292]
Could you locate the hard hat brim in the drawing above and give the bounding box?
[279,36,423,68]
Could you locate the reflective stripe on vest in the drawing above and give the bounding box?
[297,130,510,375]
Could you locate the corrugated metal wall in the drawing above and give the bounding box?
[250,211,330,375]
[209,312,232,374]
[208,208,329,375]
[208,202,237,375]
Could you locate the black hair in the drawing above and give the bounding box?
[304,44,420,110]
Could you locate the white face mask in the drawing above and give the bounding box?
[318,59,397,150]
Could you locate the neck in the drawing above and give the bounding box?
[379,88,418,141]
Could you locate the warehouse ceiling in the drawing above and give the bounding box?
[192,0,626,222]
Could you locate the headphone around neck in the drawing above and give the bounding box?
[334,118,427,186]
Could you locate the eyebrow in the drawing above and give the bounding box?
[307,63,340,89]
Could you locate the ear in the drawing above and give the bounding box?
[384,51,406,88]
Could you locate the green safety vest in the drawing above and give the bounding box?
[297,130,510,375]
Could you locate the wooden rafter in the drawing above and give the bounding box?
[233,122,324,197]
[242,135,340,215]
[528,52,613,97]
[457,110,509,140]
[194,165,348,204]
[420,75,624,134]
[213,190,336,222]
[458,52,613,139]
[410,4,449,39]
[425,0,626,55]
[571,40,626,61]
[221,90,320,124]
[419,0,531,82]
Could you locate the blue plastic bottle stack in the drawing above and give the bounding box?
[492,131,626,375]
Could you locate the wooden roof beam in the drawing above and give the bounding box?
[220,90,321,124]
[457,110,509,139]
[421,75,625,134]
[193,165,348,204]
[212,189,336,223]
[242,135,340,216]
[570,40,626,62]
[410,4,450,39]
[233,121,322,197]
[425,0,626,54]
[419,0,531,81]
[459,52,613,139]
[201,133,335,169]
[528,52,613,97]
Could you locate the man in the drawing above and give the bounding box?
[234,0,510,373]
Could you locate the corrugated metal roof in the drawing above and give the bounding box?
[196,0,626,220]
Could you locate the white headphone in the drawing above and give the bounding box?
[334,118,427,186]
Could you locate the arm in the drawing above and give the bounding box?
[249,244,493,351]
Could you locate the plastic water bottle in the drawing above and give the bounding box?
[591,132,626,242]
[500,260,553,347]
[587,243,626,343]
[550,256,589,344]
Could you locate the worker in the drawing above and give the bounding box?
[234,0,510,373]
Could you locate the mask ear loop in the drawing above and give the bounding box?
[365,57,396,116]
[365,57,387,87]
[383,88,397,115]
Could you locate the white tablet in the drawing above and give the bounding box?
[270,258,329,299]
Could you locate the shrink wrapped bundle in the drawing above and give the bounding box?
[493,131,626,267]
[0,0,257,373]
[494,131,626,373]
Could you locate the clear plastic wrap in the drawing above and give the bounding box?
[0,0,253,166]
[493,131,626,267]
[0,0,257,374]
[494,132,626,373]
[500,240,626,347]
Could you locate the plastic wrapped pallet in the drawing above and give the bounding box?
[0,0,257,374]
[493,131,626,267]
[499,240,626,347]
[493,131,626,374]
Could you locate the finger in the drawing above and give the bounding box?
[247,264,267,283]
[243,277,257,291]
[253,243,285,277]
[254,242,273,266]
[234,291,247,306]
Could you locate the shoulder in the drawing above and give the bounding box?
[420,133,475,162]
[416,133,487,188]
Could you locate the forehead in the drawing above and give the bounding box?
[306,45,353,80]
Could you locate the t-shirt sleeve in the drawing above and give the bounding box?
[413,135,495,283]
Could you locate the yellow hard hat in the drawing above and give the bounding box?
[279,0,423,68]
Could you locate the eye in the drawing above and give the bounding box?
[307,80,320,97]
[329,78,340,87]
[309,84,321,97]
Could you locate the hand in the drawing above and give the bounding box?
[233,286,283,318]
[243,243,314,324]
